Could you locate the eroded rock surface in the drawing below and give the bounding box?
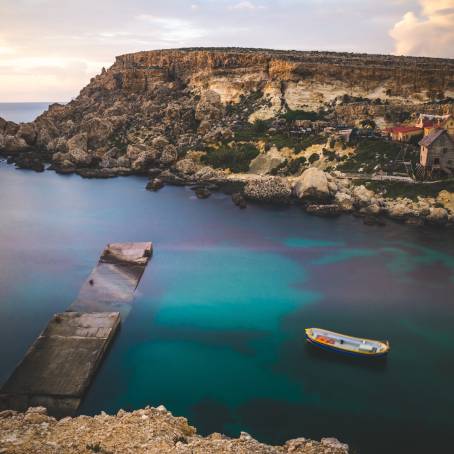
[0,406,349,454]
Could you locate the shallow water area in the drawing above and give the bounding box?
[0,162,453,453]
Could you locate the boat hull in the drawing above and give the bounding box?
[305,331,389,358]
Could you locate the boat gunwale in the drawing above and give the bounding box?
[305,327,390,355]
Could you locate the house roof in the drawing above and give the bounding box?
[419,129,448,147]
[387,126,421,134]
[421,120,435,128]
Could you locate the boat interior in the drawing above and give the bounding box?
[310,328,388,353]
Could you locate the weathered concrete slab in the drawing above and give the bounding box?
[69,242,152,316]
[0,242,152,417]
[0,312,120,417]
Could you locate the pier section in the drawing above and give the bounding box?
[0,242,152,416]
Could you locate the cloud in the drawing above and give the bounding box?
[228,1,266,11]
[136,14,207,42]
[390,0,454,57]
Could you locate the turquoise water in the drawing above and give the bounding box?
[0,162,454,453]
[0,102,56,123]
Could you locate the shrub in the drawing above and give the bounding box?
[282,109,321,122]
[201,143,259,173]
[253,119,270,134]
[308,153,320,164]
[288,156,307,174]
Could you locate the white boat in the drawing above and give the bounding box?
[305,327,390,357]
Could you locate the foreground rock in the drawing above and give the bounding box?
[0,406,349,454]
[293,168,332,202]
[244,176,292,203]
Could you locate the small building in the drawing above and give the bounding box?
[440,116,454,139]
[419,129,454,175]
[385,125,423,142]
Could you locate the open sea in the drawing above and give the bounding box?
[1,105,454,453]
[0,102,58,123]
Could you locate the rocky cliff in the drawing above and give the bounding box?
[1,48,454,175]
[0,406,349,454]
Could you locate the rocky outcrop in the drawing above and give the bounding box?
[293,168,332,202]
[249,148,286,175]
[244,176,292,203]
[0,406,349,454]
[2,47,454,176]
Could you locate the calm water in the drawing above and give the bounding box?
[0,162,454,453]
[0,102,57,123]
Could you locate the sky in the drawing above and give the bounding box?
[0,0,453,102]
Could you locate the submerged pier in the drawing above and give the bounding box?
[0,242,152,417]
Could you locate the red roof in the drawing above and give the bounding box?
[387,126,421,134]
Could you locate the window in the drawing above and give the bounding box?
[434,158,440,165]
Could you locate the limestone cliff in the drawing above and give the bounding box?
[0,48,453,174]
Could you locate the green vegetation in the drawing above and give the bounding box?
[308,153,320,164]
[354,179,454,201]
[281,109,324,122]
[201,143,259,173]
[338,139,403,173]
[288,156,307,174]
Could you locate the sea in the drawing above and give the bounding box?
[0,102,59,123]
[1,105,454,453]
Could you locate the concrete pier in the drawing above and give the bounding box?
[70,242,153,317]
[0,242,152,416]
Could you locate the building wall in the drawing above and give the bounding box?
[425,134,454,172]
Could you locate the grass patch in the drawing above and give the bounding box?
[201,143,259,173]
[281,109,325,121]
[354,179,454,200]
[338,139,404,173]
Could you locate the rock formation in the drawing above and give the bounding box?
[1,48,453,176]
[0,406,349,454]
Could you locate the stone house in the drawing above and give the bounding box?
[419,129,454,175]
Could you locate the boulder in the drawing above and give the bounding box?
[249,149,286,175]
[82,117,113,148]
[194,187,211,199]
[160,144,177,165]
[175,158,199,176]
[2,135,29,153]
[426,207,448,225]
[195,90,223,122]
[244,176,292,203]
[193,166,225,182]
[387,202,414,221]
[16,123,37,145]
[146,178,164,191]
[127,143,149,161]
[305,204,341,217]
[437,190,454,213]
[131,150,159,171]
[67,133,92,166]
[293,168,331,202]
[4,121,19,136]
[232,192,247,209]
[203,127,234,143]
[335,191,354,212]
[352,185,375,207]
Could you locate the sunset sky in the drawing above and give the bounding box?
[0,0,453,102]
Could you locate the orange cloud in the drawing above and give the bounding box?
[390,0,454,57]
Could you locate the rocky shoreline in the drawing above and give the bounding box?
[1,47,454,228]
[0,406,349,454]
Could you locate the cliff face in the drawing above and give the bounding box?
[1,48,454,174]
[0,406,349,454]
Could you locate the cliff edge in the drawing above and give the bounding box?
[0,406,349,454]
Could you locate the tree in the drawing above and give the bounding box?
[360,119,377,130]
